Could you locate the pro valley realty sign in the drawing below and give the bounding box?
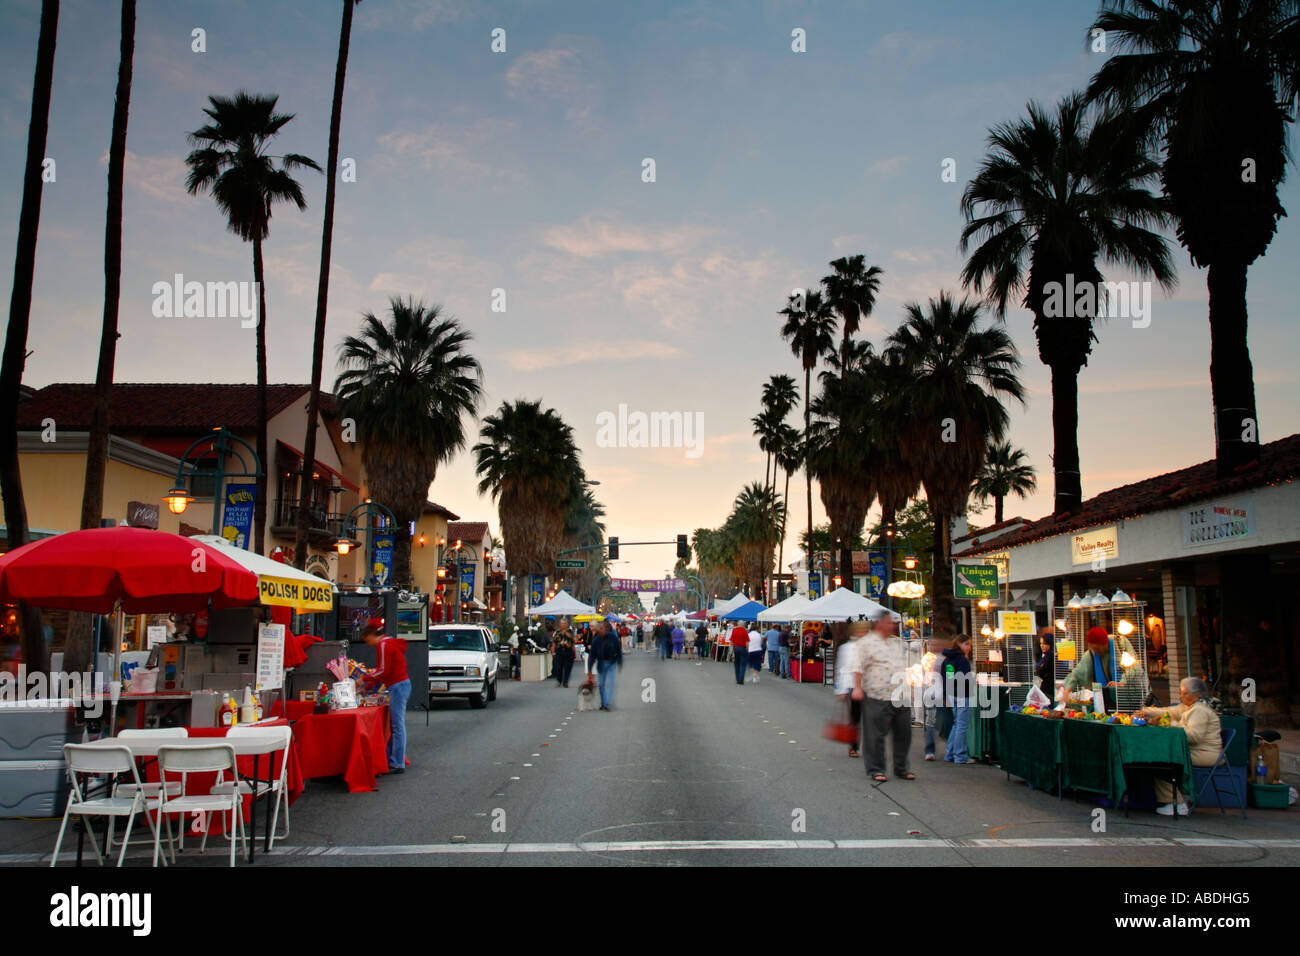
[1070,525,1118,566]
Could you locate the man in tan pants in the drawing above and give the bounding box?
[1136,677,1222,816]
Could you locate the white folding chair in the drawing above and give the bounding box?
[154,743,247,867]
[209,725,292,848]
[107,728,188,855]
[51,744,165,868]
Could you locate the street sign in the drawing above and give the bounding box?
[557,559,587,569]
[953,563,999,600]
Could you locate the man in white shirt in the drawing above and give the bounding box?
[853,612,914,782]
[836,620,870,757]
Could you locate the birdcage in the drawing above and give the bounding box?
[1053,591,1150,713]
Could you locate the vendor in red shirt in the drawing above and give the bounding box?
[730,622,752,685]
[360,618,410,775]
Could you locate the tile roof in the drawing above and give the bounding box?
[447,521,491,545]
[961,433,1300,556]
[424,501,460,520]
[15,383,336,432]
[953,517,1028,545]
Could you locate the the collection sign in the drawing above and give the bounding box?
[1182,496,1255,548]
[1070,525,1118,566]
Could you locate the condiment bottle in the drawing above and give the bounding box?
[239,684,255,724]
[220,693,234,727]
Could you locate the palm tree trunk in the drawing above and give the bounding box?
[294,0,356,570]
[804,367,813,593]
[994,495,1004,525]
[1049,363,1082,516]
[929,507,955,640]
[0,0,59,677]
[66,0,133,677]
[777,467,791,597]
[1207,261,1259,477]
[251,236,268,552]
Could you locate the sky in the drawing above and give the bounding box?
[2,0,1298,585]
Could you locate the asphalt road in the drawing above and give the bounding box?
[6,648,1299,867]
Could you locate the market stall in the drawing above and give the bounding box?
[791,587,903,684]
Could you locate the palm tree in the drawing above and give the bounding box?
[726,483,786,593]
[821,254,884,372]
[185,92,321,553]
[886,293,1026,638]
[562,471,606,600]
[972,441,1037,524]
[474,400,581,621]
[773,424,802,597]
[65,0,135,676]
[0,0,58,678]
[335,297,483,587]
[960,92,1176,515]
[294,0,362,570]
[779,288,837,591]
[1087,0,1297,476]
[809,338,876,590]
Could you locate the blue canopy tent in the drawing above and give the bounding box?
[721,600,767,622]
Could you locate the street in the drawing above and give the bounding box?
[8,650,1299,868]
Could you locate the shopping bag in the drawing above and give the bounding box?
[821,697,860,745]
[936,706,954,741]
[1025,683,1051,709]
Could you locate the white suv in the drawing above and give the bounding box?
[427,624,499,709]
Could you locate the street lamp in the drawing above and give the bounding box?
[335,497,398,587]
[445,539,479,623]
[163,427,263,546]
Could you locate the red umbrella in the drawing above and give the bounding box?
[0,526,260,614]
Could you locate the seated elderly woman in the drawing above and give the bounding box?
[1135,677,1222,817]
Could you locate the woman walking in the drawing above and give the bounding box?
[553,619,576,688]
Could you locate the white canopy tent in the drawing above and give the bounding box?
[757,593,811,623]
[526,589,596,617]
[792,587,901,623]
[709,591,749,617]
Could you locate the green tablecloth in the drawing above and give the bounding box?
[998,712,1063,793]
[968,686,1014,762]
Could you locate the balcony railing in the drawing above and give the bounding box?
[271,499,348,541]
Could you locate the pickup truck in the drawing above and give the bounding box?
[427,624,499,709]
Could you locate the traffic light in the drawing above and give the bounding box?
[608,537,619,560]
[676,534,689,560]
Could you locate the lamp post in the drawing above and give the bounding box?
[335,498,398,588]
[866,521,920,616]
[445,538,479,623]
[164,427,263,548]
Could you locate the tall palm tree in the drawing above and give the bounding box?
[779,288,837,591]
[726,482,786,593]
[562,471,606,600]
[474,400,581,621]
[1087,0,1298,476]
[65,0,135,676]
[886,293,1025,638]
[809,338,876,590]
[821,254,884,372]
[0,0,58,677]
[295,0,362,570]
[335,297,483,587]
[960,93,1175,516]
[773,424,802,597]
[972,441,1037,524]
[185,92,320,553]
[754,374,797,598]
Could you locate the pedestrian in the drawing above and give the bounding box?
[854,613,914,782]
[729,620,750,684]
[695,621,709,660]
[586,620,624,711]
[921,640,940,760]
[359,618,410,774]
[671,623,685,658]
[552,618,576,689]
[747,624,764,683]
[764,622,782,676]
[1034,627,1055,700]
[939,634,975,764]
[636,623,645,651]
[835,620,869,758]
[778,625,792,678]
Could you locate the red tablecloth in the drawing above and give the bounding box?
[143,719,303,835]
[791,660,824,682]
[288,705,391,793]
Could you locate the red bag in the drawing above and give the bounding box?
[822,697,859,745]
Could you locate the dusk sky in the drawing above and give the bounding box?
[3,0,1298,584]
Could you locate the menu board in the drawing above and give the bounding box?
[256,623,286,690]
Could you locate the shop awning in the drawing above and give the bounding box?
[193,535,334,612]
